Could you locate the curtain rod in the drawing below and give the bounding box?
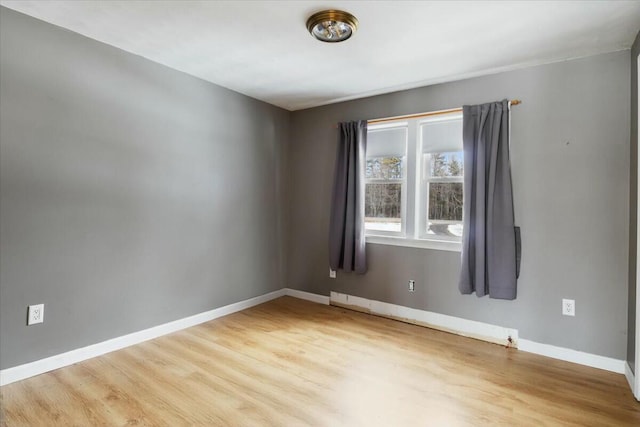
[366,99,522,125]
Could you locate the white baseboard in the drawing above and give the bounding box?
[330,291,518,346]
[330,291,626,375]
[1,288,627,387]
[518,339,625,374]
[625,362,637,399]
[284,288,330,305]
[0,288,287,386]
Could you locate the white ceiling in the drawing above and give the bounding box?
[2,1,640,111]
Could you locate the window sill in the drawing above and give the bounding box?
[365,235,462,252]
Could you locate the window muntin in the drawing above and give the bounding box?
[364,125,407,235]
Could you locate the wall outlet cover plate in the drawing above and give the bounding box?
[28,304,44,325]
[562,299,575,316]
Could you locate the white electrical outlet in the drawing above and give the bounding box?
[28,304,44,325]
[408,280,415,292]
[329,268,336,279]
[562,299,575,316]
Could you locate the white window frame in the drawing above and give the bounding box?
[365,112,463,252]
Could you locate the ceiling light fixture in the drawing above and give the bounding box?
[306,10,358,43]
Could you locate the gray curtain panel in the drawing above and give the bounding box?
[329,120,368,274]
[459,99,518,300]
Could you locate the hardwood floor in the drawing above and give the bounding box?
[1,296,639,426]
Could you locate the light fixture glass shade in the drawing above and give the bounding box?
[306,10,358,43]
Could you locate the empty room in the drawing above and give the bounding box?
[1,0,640,425]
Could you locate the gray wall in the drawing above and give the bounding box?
[0,5,632,371]
[629,31,640,374]
[288,51,630,359]
[0,7,289,369]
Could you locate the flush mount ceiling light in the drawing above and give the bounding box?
[306,10,358,43]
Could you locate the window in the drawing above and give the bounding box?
[365,112,463,251]
[364,125,407,235]
[419,115,464,240]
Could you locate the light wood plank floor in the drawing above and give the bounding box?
[1,296,639,426]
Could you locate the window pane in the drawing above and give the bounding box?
[427,182,463,237]
[365,183,402,232]
[366,157,403,179]
[427,221,463,238]
[430,152,463,177]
